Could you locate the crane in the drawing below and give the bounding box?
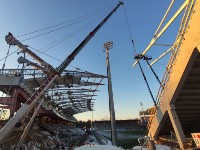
[0,1,123,141]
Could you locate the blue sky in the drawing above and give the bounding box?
[0,0,184,121]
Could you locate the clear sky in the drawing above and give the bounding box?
[0,0,185,121]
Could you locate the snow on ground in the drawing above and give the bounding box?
[74,145,124,150]
[75,144,171,150]
[86,135,100,145]
[132,144,171,150]
[97,130,143,140]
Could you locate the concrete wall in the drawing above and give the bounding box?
[149,0,200,139]
[0,75,21,86]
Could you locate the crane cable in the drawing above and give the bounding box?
[6,5,112,72]
[20,15,98,42]
[123,0,160,108]
[0,46,83,73]
[0,16,101,73]
[18,12,109,72]
[18,4,116,42]
[0,3,118,74]
[29,13,107,56]
[122,5,136,55]
[0,3,116,72]
[27,14,108,72]
[137,60,157,108]
[0,48,20,63]
[144,57,164,89]
[1,45,11,70]
[16,2,117,39]
[0,5,112,64]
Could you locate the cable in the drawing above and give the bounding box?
[23,14,107,72]
[16,2,117,38]
[0,48,20,63]
[122,5,136,55]
[1,45,11,70]
[20,17,95,42]
[22,10,107,60]
[34,14,103,53]
[144,56,164,89]
[1,3,115,74]
[19,46,87,73]
[0,3,115,78]
[18,5,114,42]
[137,60,157,108]
[0,3,115,72]
[29,46,62,62]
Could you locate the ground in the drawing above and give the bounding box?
[97,129,144,149]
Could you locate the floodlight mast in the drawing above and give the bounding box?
[104,41,117,146]
[0,1,123,141]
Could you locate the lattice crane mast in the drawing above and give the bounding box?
[0,1,123,141]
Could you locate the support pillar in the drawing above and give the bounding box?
[9,89,18,117]
[168,104,185,149]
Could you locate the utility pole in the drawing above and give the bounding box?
[104,41,117,146]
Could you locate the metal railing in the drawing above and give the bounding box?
[0,69,107,79]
